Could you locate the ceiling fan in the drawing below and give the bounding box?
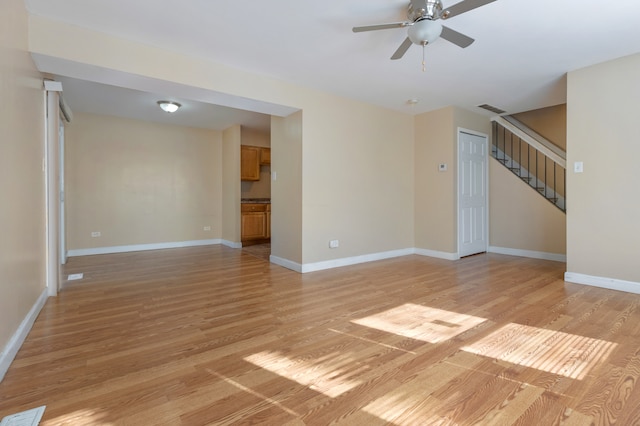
[353,0,497,60]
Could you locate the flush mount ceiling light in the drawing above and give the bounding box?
[157,101,181,113]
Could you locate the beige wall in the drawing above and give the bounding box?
[567,53,640,283]
[222,125,241,244]
[28,17,417,267]
[0,0,47,365]
[489,159,566,254]
[300,96,414,263]
[414,106,490,255]
[241,127,271,199]
[491,104,567,255]
[65,113,223,250]
[415,107,456,253]
[513,104,566,150]
[271,112,303,263]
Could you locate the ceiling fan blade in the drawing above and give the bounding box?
[442,0,497,19]
[352,22,408,33]
[440,25,474,48]
[391,37,413,60]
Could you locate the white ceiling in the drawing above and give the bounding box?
[26,0,640,130]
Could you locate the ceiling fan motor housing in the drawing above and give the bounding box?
[408,0,444,22]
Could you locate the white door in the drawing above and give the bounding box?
[458,130,488,257]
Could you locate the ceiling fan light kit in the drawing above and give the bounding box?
[352,0,497,61]
[408,19,443,45]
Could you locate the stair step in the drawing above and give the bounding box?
[508,167,520,172]
[547,197,558,203]
[536,187,545,192]
[520,176,533,181]
[498,158,509,163]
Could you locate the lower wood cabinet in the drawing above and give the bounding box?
[241,203,271,243]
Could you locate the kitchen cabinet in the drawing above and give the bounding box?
[241,145,260,181]
[241,203,270,243]
[260,148,271,165]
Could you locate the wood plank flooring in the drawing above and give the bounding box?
[1,246,640,425]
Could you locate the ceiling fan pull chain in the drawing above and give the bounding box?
[422,43,427,72]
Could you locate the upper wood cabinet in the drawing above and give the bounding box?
[260,148,271,165]
[241,145,260,181]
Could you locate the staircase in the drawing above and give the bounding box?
[491,116,566,212]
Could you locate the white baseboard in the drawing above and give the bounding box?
[300,248,414,273]
[270,255,302,273]
[0,288,48,382]
[221,239,242,249]
[414,248,459,261]
[272,248,461,274]
[565,272,640,295]
[488,246,566,262]
[67,239,222,257]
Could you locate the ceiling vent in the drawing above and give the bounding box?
[477,104,506,114]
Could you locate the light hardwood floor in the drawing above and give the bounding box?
[1,246,640,425]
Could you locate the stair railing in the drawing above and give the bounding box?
[491,116,566,212]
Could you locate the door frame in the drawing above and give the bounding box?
[456,127,489,258]
[45,88,61,296]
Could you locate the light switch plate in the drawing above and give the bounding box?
[574,161,584,173]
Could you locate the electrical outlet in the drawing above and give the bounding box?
[203,226,211,231]
[438,163,447,172]
[91,231,101,237]
[329,240,339,249]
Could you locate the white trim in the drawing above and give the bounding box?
[221,240,242,249]
[0,289,48,382]
[272,248,460,274]
[488,246,566,262]
[565,272,640,295]
[414,248,459,261]
[45,90,60,297]
[270,255,303,273]
[67,239,221,257]
[300,249,414,273]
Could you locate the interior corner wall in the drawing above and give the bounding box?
[415,107,456,254]
[566,53,640,283]
[271,112,303,264]
[222,124,241,244]
[65,112,223,251]
[0,0,47,376]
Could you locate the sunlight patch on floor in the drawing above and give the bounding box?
[352,303,487,343]
[244,350,362,398]
[42,409,113,426]
[462,323,617,379]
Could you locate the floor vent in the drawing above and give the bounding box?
[68,273,84,280]
[1,406,46,426]
[477,104,506,114]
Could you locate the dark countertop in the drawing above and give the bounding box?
[241,198,271,204]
